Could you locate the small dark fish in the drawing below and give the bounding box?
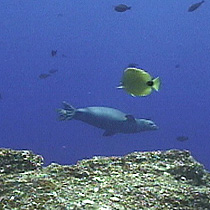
[39,73,51,79]
[188,1,204,12]
[0,93,2,100]
[114,4,131,12]
[176,136,189,142]
[62,54,67,58]
[49,69,58,74]
[57,13,63,17]
[51,50,57,57]
[128,63,139,68]
[175,64,180,68]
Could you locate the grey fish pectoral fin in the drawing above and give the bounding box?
[103,130,117,137]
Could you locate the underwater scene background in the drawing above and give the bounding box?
[0,1,210,170]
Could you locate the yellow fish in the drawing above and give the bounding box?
[117,67,161,96]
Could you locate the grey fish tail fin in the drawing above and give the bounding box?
[57,101,76,121]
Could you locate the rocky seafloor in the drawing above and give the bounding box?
[0,148,209,210]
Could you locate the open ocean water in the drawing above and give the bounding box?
[0,1,210,170]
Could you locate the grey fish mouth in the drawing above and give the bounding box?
[152,125,159,130]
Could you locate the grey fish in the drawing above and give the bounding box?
[188,1,204,12]
[114,4,131,12]
[176,136,189,142]
[39,73,51,79]
[49,69,58,74]
[57,102,158,136]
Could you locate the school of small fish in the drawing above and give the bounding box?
[2,2,204,140]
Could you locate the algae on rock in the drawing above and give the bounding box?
[0,148,209,209]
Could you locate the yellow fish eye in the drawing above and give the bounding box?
[146,81,154,86]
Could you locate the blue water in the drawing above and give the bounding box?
[0,1,209,170]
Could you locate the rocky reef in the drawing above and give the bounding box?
[0,148,209,209]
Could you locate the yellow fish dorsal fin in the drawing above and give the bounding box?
[152,77,161,91]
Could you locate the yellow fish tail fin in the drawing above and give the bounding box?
[152,77,161,91]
